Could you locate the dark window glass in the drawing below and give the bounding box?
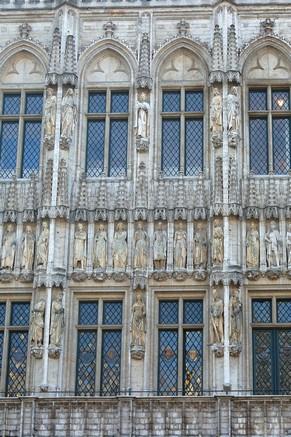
[11,302,30,326]
[272,90,290,111]
[277,329,291,394]
[6,331,28,396]
[79,302,98,325]
[272,117,290,175]
[159,301,178,325]
[185,90,203,112]
[183,300,203,324]
[0,331,3,378]
[111,91,128,113]
[253,329,273,394]
[21,120,41,178]
[88,91,106,113]
[249,89,267,111]
[162,91,180,112]
[252,299,272,323]
[0,121,19,178]
[0,303,6,325]
[86,120,105,177]
[75,330,97,395]
[103,301,122,325]
[183,330,203,395]
[109,119,128,177]
[3,94,21,115]
[25,93,43,114]
[277,300,291,323]
[162,118,180,176]
[158,330,178,395]
[185,118,203,176]
[101,330,122,395]
[249,118,268,175]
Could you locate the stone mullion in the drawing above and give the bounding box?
[186,212,193,271]
[259,210,267,271]
[107,212,114,273]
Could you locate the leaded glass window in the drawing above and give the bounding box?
[249,87,291,175]
[161,89,204,176]
[0,91,43,179]
[158,299,203,396]
[86,90,129,177]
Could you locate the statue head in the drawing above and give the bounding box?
[66,88,74,96]
[137,222,143,230]
[231,86,238,96]
[288,223,291,232]
[42,222,48,230]
[177,222,183,230]
[7,223,14,232]
[117,222,124,231]
[99,223,105,231]
[270,221,277,231]
[47,88,53,97]
[26,225,32,233]
[77,223,84,231]
[157,222,163,230]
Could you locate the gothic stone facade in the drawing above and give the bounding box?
[0,0,291,436]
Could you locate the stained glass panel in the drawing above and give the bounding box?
[88,92,106,113]
[79,302,98,325]
[0,121,18,178]
[11,302,30,326]
[272,90,290,111]
[162,91,180,112]
[183,300,203,324]
[277,330,291,394]
[3,94,20,115]
[75,330,97,396]
[249,118,268,175]
[162,118,180,177]
[25,93,43,114]
[21,121,41,178]
[158,330,178,395]
[249,89,267,111]
[272,117,290,175]
[0,303,6,325]
[86,120,105,177]
[185,118,203,176]
[101,330,122,395]
[185,90,203,112]
[111,91,128,113]
[6,331,28,397]
[103,301,122,325]
[277,300,291,323]
[159,301,178,325]
[183,330,203,396]
[109,120,128,177]
[252,299,272,323]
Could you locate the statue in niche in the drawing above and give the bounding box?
[210,289,224,344]
[36,222,49,267]
[153,222,167,270]
[21,225,35,271]
[134,222,148,270]
[265,221,282,268]
[193,222,207,269]
[210,88,222,137]
[131,292,146,350]
[112,222,127,270]
[227,86,240,133]
[61,88,76,140]
[50,293,64,348]
[246,222,260,269]
[31,299,46,347]
[94,224,107,270]
[73,223,87,270]
[229,288,242,345]
[287,223,291,269]
[212,220,223,266]
[174,222,187,269]
[44,88,56,139]
[0,224,16,270]
[136,92,150,139]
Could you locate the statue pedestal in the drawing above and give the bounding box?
[130,344,145,360]
[48,346,61,359]
[31,346,44,359]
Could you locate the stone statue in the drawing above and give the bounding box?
[36,222,49,267]
[61,88,76,140]
[73,223,87,270]
[246,222,259,269]
[227,86,240,133]
[136,93,150,139]
[50,293,64,348]
[287,223,291,269]
[265,221,282,268]
[210,289,224,344]
[174,222,187,269]
[21,225,35,271]
[153,222,167,270]
[193,223,207,269]
[134,222,148,270]
[44,88,56,138]
[229,289,242,345]
[0,224,16,270]
[210,88,222,137]
[212,220,224,266]
[112,222,127,270]
[94,224,107,269]
[31,299,45,347]
[131,292,146,349]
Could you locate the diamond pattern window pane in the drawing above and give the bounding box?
[3,94,21,115]
[0,331,3,378]
[277,300,291,323]
[101,330,122,396]
[111,91,128,113]
[88,92,106,113]
[21,121,41,178]
[252,299,272,323]
[0,303,6,325]
[6,331,28,397]
[75,330,97,396]
[249,89,267,111]
[278,330,291,394]
[0,121,18,178]
[79,302,98,325]
[158,330,178,395]
[109,119,128,177]
[162,118,180,176]
[249,118,268,175]
[25,93,43,114]
[253,329,273,394]
[183,330,203,396]
[185,90,203,112]
[159,301,178,325]
[183,300,203,324]
[86,120,105,177]
[11,302,30,326]
[103,301,122,325]
[185,118,203,176]
[273,117,290,175]
[162,91,180,112]
[272,90,290,111]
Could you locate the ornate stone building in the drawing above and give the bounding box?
[0,0,291,435]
